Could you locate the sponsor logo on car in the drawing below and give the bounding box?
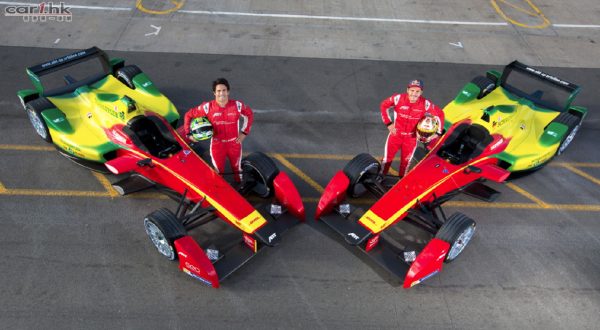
[182,267,212,286]
[490,138,504,151]
[365,235,379,252]
[347,232,359,240]
[525,67,570,86]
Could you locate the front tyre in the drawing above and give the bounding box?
[553,112,581,155]
[144,208,187,261]
[241,152,280,198]
[436,212,476,263]
[25,98,54,143]
[343,153,381,198]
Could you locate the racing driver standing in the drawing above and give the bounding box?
[379,79,444,177]
[184,78,254,183]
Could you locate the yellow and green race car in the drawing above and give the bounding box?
[443,61,587,172]
[16,47,180,170]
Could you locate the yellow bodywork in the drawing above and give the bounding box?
[45,75,179,162]
[444,88,561,171]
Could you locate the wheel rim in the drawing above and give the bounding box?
[27,108,48,139]
[144,219,175,260]
[447,225,475,260]
[558,124,580,155]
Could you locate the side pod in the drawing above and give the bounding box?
[315,171,350,219]
[403,238,450,288]
[479,163,510,183]
[273,172,305,220]
[104,154,144,175]
[174,236,220,288]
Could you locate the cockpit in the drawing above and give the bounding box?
[437,123,493,165]
[122,115,181,159]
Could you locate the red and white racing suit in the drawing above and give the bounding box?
[184,99,254,182]
[380,93,444,176]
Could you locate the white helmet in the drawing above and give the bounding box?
[416,114,439,143]
[190,117,213,141]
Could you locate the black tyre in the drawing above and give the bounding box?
[552,112,581,155]
[241,152,280,198]
[144,208,187,261]
[435,213,476,263]
[25,98,54,143]
[343,153,381,198]
[471,76,496,99]
[115,65,143,89]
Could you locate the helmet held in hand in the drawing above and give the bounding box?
[190,117,213,141]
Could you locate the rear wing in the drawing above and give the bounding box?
[26,46,124,95]
[499,61,581,111]
[28,47,109,76]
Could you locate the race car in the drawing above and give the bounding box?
[315,120,510,288]
[17,47,306,288]
[443,61,588,172]
[17,46,180,170]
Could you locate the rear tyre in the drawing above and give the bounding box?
[552,112,581,155]
[436,212,476,263]
[115,65,143,89]
[343,153,381,198]
[25,98,54,143]
[241,152,280,198]
[144,208,187,261]
[471,76,496,99]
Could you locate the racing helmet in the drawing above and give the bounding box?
[416,114,439,143]
[190,117,213,141]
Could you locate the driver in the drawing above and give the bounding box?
[183,78,254,183]
[379,79,444,177]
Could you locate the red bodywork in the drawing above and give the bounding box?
[103,112,305,287]
[316,119,510,287]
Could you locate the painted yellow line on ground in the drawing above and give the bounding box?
[0,180,6,193]
[0,188,168,199]
[136,0,185,15]
[0,188,111,197]
[448,201,600,211]
[1,144,598,167]
[278,153,353,160]
[271,153,325,193]
[559,164,600,186]
[91,172,120,197]
[0,144,54,151]
[490,0,550,29]
[551,162,600,168]
[302,197,600,211]
[506,182,551,208]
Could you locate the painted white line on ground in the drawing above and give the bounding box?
[552,24,600,28]
[179,9,509,26]
[0,1,598,28]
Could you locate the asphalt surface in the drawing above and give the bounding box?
[1,0,600,329]
[1,45,599,329]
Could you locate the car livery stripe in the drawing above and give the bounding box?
[122,147,267,234]
[358,157,492,233]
